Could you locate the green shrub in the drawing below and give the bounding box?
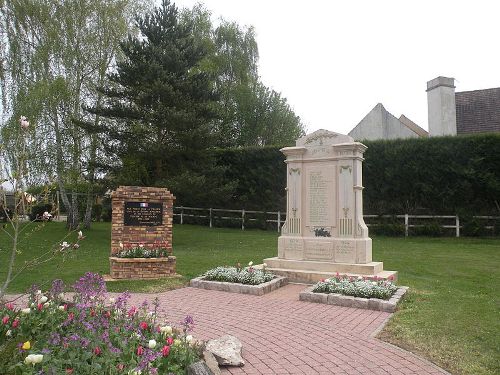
[28,203,53,221]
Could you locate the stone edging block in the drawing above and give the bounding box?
[299,286,409,312]
[189,276,288,296]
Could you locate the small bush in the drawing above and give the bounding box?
[28,203,53,221]
[411,221,444,236]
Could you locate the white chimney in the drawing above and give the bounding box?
[426,76,457,136]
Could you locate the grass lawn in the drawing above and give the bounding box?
[0,222,499,375]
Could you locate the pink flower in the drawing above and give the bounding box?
[65,368,74,374]
[128,306,137,317]
[136,345,144,356]
[2,316,9,325]
[116,363,125,371]
[162,345,170,357]
[166,337,174,346]
[37,303,43,311]
[5,303,14,310]
[12,319,19,328]
[68,312,74,320]
[388,275,394,281]
[139,321,148,330]
[93,346,102,356]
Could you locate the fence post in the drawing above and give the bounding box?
[456,215,460,237]
[404,214,409,237]
[209,208,212,228]
[277,211,281,233]
[241,209,245,230]
[180,207,184,225]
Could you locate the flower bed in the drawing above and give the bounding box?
[116,242,170,258]
[190,262,287,296]
[299,274,408,312]
[312,275,398,299]
[0,273,200,374]
[202,263,274,285]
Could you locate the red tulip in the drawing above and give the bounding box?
[12,319,19,328]
[90,309,96,317]
[136,345,144,356]
[37,303,43,311]
[68,312,74,320]
[139,321,148,330]
[94,346,102,356]
[63,304,68,311]
[104,310,111,318]
[65,368,74,374]
[2,316,9,325]
[166,337,174,346]
[5,303,14,310]
[162,345,170,357]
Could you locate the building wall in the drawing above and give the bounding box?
[349,103,420,141]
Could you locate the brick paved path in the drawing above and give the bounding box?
[126,284,448,375]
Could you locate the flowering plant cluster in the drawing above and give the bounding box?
[0,273,200,374]
[116,241,170,258]
[312,273,398,300]
[203,261,275,285]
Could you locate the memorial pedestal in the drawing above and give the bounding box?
[267,130,397,284]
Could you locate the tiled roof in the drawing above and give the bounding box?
[456,87,500,134]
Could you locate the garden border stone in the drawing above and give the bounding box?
[299,285,409,312]
[189,276,288,296]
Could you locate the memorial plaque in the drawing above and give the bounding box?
[305,241,334,261]
[335,240,356,263]
[284,238,304,260]
[124,201,163,226]
[306,166,335,227]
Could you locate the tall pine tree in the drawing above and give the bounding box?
[90,0,219,185]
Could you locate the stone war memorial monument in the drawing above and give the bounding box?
[109,186,176,279]
[264,129,397,282]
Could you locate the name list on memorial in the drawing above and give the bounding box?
[307,168,334,227]
[124,202,163,226]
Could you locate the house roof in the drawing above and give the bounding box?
[398,115,429,137]
[455,87,500,134]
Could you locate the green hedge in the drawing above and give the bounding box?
[363,134,500,215]
[198,134,500,216]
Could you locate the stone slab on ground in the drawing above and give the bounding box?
[299,285,409,312]
[189,276,287,296]
[205,335,245,367]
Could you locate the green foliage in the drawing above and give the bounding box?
[312,276,398,300]
[363,134,500,215]
[28,203,53,222]
[203,266,275,285]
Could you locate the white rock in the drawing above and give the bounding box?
[205,335,244,367]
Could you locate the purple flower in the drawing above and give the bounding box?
[50,279,65,299]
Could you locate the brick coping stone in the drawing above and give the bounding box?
[299,285,409,312]
[109,256,176,263]
[189,276,288,296]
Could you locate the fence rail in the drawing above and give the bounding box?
[173,207,499,237]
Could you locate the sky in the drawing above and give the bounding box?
[173,0,500,135]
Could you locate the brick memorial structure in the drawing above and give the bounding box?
[264,129,397,282]
[109,186,176,279]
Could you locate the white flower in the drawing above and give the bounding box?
[185,335,193,343]
[39,296,48,303]
[58,293,65,299]
[248,261,253,266]
[58,305,65,311]
[78,230,84,240]
[21,308,31,314]
[5,330,12,337]
[263,263,268,267]
[119,242,124,249]
[109,297,116,303]
[128,370,142,375]
[19,116,29,129]
[60,242,70,250]
[24,354,43,365]
[36,290,42,295]
[42,211,52,220]
[148,339,157,349]
[160,325,172,335]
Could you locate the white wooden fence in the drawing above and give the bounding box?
[173,207,499,237]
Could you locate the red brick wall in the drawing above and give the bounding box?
[110,256,176,279]
[110,186,175,256]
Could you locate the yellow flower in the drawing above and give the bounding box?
[22,341,31,350]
